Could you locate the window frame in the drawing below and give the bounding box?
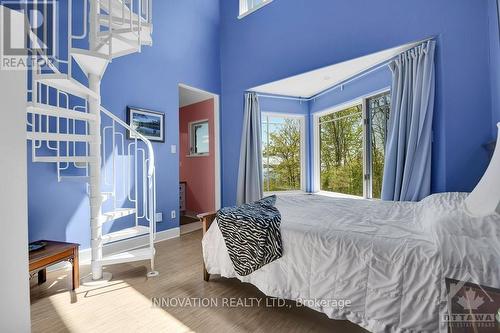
[312,88,391,199]
[188,119,210,157]
[261,112,306,194]
[238,0,274,19]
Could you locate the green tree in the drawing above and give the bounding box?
[371,105,389,198]
[319,106,363,196]
[369,93,390,198]
[263,119,301,191]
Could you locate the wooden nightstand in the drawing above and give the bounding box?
[29,240,80,290]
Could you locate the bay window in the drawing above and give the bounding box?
[314,91,391,198]
[261,114,305,192]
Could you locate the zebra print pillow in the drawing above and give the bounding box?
[216,196,283,276]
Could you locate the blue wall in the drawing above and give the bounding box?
[27,0,500,247]
[220,0,493,206]
[308,67,391,114]
[28,0,221,248]
[259,95,308,115]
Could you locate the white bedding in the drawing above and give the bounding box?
[202,192,500,332]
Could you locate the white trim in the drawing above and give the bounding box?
[312,114,320,192]
[264,190,306,196]
[238,0,273,19]
[178,84,221,210]
[315,191,364,200]
[300,117,307,191]
[0,20,30,330]
[261,112,306,192]
[214,95,221,210]
[48,228,180,272]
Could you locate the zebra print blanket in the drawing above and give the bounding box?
[216,196,283,276]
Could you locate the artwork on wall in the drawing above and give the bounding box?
[126,106,165,142]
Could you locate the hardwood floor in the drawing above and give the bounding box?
[30,230,368,333]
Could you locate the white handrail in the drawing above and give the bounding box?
[100,106,155,178]
[101,105,157,249]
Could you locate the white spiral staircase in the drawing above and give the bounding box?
[26,0,157,281]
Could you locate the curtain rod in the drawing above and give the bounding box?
[251,36,437,102]
[254,93,308,101]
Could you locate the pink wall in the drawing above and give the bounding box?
[179,99,215,215]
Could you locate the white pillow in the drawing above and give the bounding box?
[464,123,500,216]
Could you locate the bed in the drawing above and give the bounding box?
[201,192,500,333]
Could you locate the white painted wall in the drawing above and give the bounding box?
[0,6,31,332]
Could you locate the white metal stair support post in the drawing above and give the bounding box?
[87,0,110,282]
[88,74,109,281]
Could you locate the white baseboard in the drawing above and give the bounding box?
[47,227,180,272]
[180,221,202,235]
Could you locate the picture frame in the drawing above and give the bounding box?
[126,106,165,143]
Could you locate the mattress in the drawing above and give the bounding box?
[202,192,500,332]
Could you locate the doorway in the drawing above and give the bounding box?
[178,84,220,234]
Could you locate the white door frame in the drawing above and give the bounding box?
[178,83,221,211]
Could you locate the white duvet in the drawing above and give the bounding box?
[202,193,500,332]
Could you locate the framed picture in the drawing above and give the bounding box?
[126,106,165,142]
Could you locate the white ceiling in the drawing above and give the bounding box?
[250,40,423,98]
[179,85,213,107]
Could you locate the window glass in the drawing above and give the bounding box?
[319,105,364,196]
[262,115,302,192]
[190,121,209,155]
[368,92,391,198]
[316,91,391,198]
